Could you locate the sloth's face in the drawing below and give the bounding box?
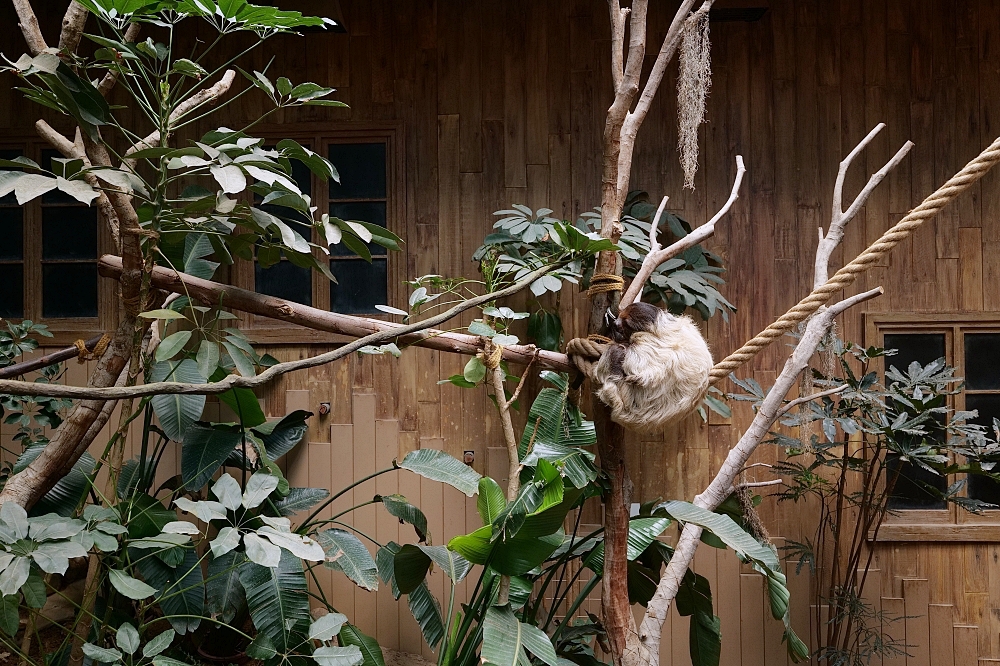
[611,302,661,343]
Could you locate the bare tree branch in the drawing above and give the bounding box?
[815,125,913,288]
[12,0,48,56]
[775,383,849,419]
[0,263,560,401]
[621,155,745,306]
[125,69,237,167]
[35,121,122,248]
[635,287,883,664]
[58,2,89,54]
[96,254,573,372]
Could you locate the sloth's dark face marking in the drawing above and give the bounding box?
[611,302,661,343]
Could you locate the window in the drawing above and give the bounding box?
[0,142,106,334]
[235,128,399,339]
[869,315,1000,541]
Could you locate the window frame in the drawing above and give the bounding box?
[0,135,117,345]
[866,312,1000,542]
[230,124,404,344]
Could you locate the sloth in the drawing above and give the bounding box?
[591,302,714,432]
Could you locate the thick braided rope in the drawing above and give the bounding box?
[710,133,1000,385]
[566,336,612,378]
[587,273,625,298]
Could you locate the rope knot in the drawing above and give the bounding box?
[566,335,613,379]
[587,273,625,298]
[479,340,504,369]
[74,333,112,363]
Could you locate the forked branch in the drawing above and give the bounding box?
[620,155,745,306]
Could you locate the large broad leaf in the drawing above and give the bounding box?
[584,517,671,576]
[418,545,471,584]
[449,527,563,576]
[317,529,379,591]
[338,623,385,666]
[14,444,95,517]
[181,422,242,490]
[689,612,722,666]
[522,442,598,490]
[392,545,432,594]
[483,606,558,666]
[123,493,176,540]
[218,387,267,428]
[108,569,157,600]
[0,595,17,635]
[150,359,206,442]
[251,410,312,459]
[477,476,507,524]
[378,494,428,542]
[399,449,481,496]
[205,551,246,624]
[134,548,205,635]
[406,581,444,649]
[240,548,311,653]
[272,487,329,517]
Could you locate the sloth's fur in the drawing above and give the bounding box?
[592,305,713,432]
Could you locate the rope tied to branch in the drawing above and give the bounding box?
[566,336,612,379]
[587,273,625,298]
[709,132,1000,385]
[479,340,504,369]
[74,333,111,363]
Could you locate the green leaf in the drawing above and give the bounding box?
[149,359,206,441]
[527,310,562,351]
[139,309,188,320]
[116,623,140,655]
[21,573,46,609]
[477,476,507,524]
[152,658,193,666]
[379,494,428,542]
[584,517,671,576]
[155,330,192,362]
[218,386,266,427]
[399,449,481,496]
[196,339,220,379]
[318,529,379,591]
[251,409,311,458]
[246,634,276,661]
[310,612,349,641]
[181,422,242,490]
[206,551,246,624]
[108,569,157,600]
[519,621,559,666]
[420,545,471,584]
[134,548,204,635]
[15,444,95,516]
[463,357,487,384]
[240,549,311,653]
[124,493,176,539]
[406,581,444,649]
[314,647,364,666]
[448,527,563,576]
[82,643,123,664]
[242,471,279,508]
[142,630,175,658]
[0,595,17,635]
[171,58,208,78]
[689,612,721,666]
[392,545,431,594]
[483,606,528,666]
[338,624,385,666]
[272,487,329,516]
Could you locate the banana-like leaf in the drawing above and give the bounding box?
[252,409,312,459]
[149,359,206,442]
[379,494,428,542]
[205,551,246,624]
[483,606,557,666]
[181,423,242,491]
[272,487,329,517]
[399,449,481,496]
[477,477,507,524]
[317,529,379,591]
[584,517,671,576]
[338,623,385,666]
[240,549,311,653]
[688,612,722,666]
[15,444,95,517]
[449,527,563,576]
[134,548,204,635]
[392,545,432,594]
[406,581,444,649]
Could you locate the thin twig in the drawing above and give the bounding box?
[505,349,539,409]
[775,383,850,419]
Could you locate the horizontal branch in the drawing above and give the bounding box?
[0,335,106,380]
[0,261,567,401]
[97,255,572,372]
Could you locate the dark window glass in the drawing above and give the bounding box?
[0,265,23,318]
[254,147,313,304]
[883,333,946,377]
[329,143,386,199]
[883,333,949,510]
[329,203,388,257]
[965,334,1000,390]
[330,259,386,315]
[255,258,313,306]
[967,394,1000,504]
[42,264,98,318]
[42,207,98,259]
[0,208,23,260]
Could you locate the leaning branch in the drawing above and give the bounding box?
[0,263,562,400]
[12,0,47,56]
[636,286,883,656]
[620,155,745,306]
[58,2,89,55]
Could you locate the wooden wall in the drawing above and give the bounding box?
[5,0,1000,663]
